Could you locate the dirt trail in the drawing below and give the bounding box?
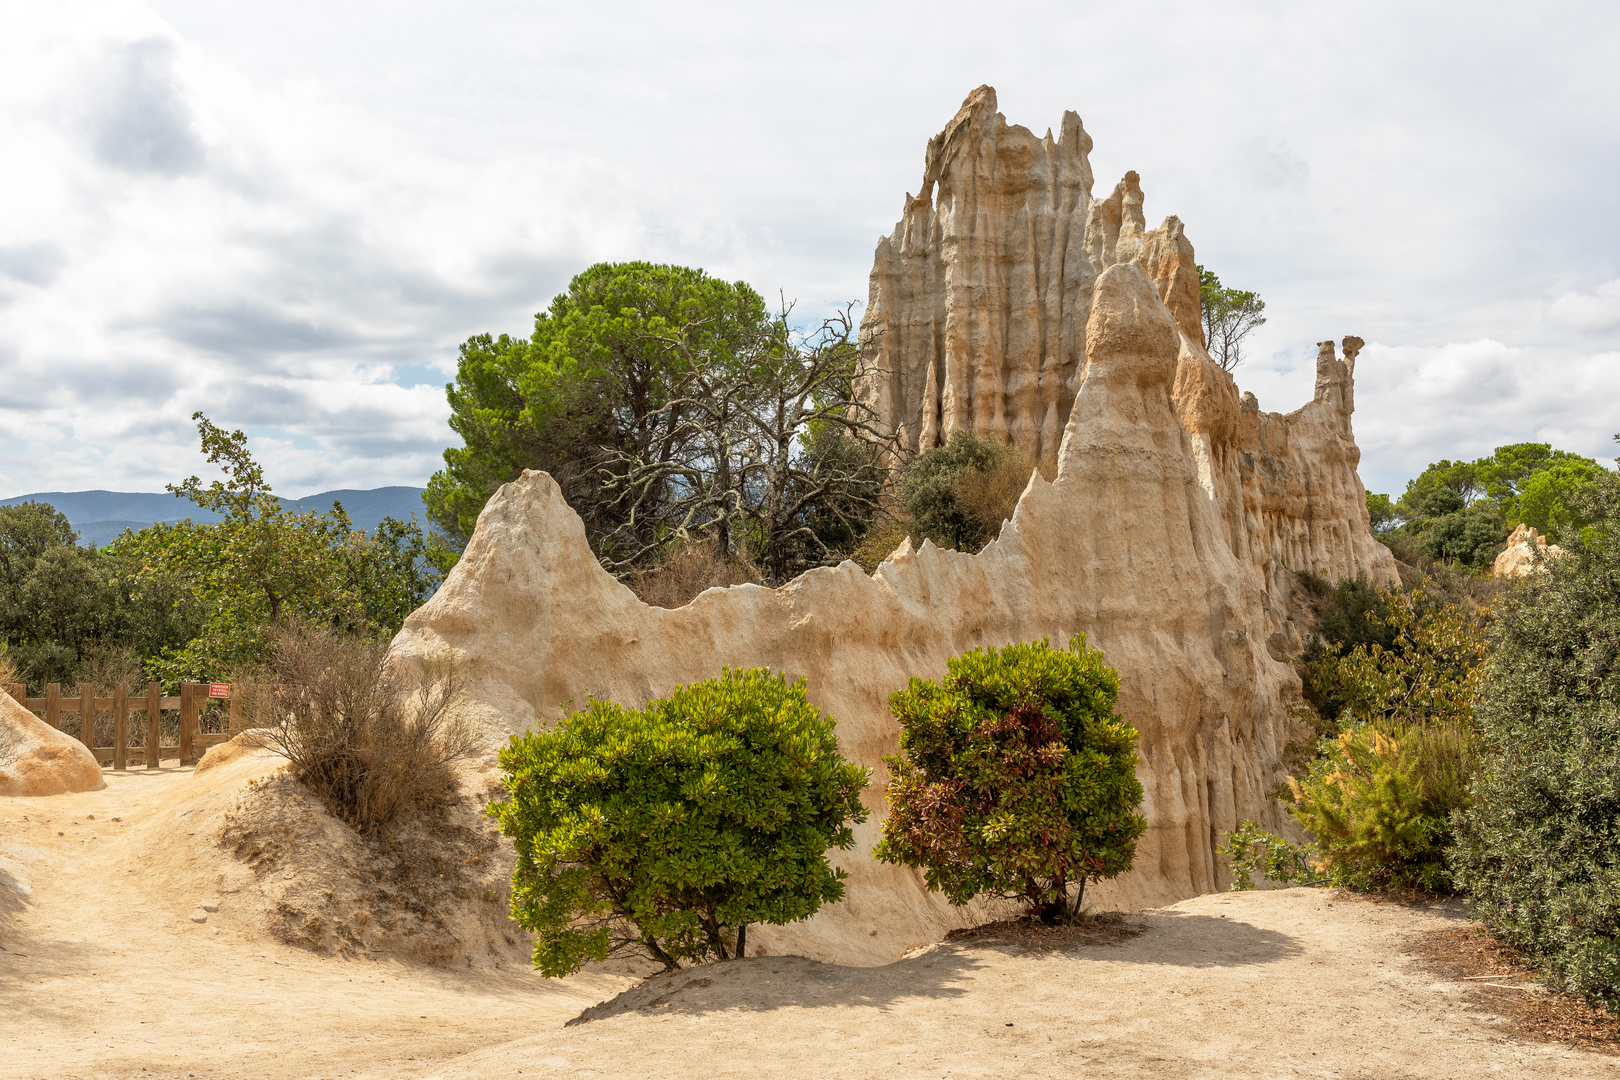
[0,764,624,1080]
[3,767,1615,1079]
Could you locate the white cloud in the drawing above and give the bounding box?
[1548,279,1620,333]
[0,6,647,497]
[1351,339,1620,496]
[1233,139,1311,192]
[83,36,206,175]
[1,0,1618,502]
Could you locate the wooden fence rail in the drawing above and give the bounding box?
[4,681,241,769]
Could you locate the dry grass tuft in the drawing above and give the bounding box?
[627,538,763,609]
[849,499,912,573]
[241,622,477,834]
[952,452,1040,545]
[0,643,18,691]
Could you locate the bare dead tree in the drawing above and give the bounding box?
[598,302,897,586]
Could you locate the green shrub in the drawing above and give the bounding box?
[898,430,1031,553]
[1451,472,1620,1013]
[1217,823,1319,891]
[1419,501,1507,569]
[491,668,869,976]
[1288,582,1486,893]
[1287,722,1479,892]
[1309,578,1398,658]
[873,637,1145,923]
[1304,586,1487,735]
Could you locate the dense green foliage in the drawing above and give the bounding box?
[1290,587,1487,892]
[0,415,437,692]
[1196,264,1267,371]
[425,262,887,584]
[1369,442,1606,569]
[1451,470,1620,1012]
[874,637,1146,923]
[491,668,870,975]
[0,502,203,687]
[896,430,1029,553]
[1288,723,1480,892]
[119,415,437,684]
[424,263,774,561]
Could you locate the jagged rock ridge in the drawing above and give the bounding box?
[390,89,1397,966]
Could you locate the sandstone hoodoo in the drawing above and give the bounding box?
[390,86,1396,965]
[1493,522,1562,578]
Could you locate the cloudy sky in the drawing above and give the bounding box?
[3,1,1617,501]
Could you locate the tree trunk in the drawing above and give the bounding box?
[642,933,682,973]
[699,911,730,960]
[735,923,746,960]
[1070,878,1088,921]
[715,419,732,559]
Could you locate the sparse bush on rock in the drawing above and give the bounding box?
[1452,470,1620,1013]
[896,430,1036,554]
[874,637,1145,924]
[623,536,762,610]
[492,668,869,976]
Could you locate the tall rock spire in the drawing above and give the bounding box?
[856,87,1211,473]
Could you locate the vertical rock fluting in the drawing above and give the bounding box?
[858,86,1216,476]
[857,85,1095,470]
[391,89,1397,966]
[858,85,1394,631]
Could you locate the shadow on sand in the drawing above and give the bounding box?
[567,910,1305,1025]
[567,948,985,1025]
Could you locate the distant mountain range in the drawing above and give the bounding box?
[0,487,428,548]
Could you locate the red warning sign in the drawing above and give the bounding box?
[208,683,231,698]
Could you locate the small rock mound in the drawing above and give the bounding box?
[195,728,277,774]
[0,692,103,797]
[1493,523,1563,578]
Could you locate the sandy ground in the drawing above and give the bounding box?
[3,767,1614,1079]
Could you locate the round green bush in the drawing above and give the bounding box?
[873,636,1146,923]
[491,668,870,975]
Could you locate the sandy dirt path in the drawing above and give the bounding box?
[3,768,1614,1079]
[0,767,625,1080]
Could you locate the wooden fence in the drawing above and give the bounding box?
[4,681,240,769]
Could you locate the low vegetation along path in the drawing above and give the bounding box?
[3,768,1612,1079]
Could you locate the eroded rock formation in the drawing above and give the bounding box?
[856,86,1210,474]
[391,88,1395,965]
[1,692,104,797]
[1493,522,1562,577]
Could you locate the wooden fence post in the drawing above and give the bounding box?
[46,683,60,730]
[180,683,197,766]
[78,683,95,756]
[113,683,129,771]
[146,681,162,768]
[228,690,243,737]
